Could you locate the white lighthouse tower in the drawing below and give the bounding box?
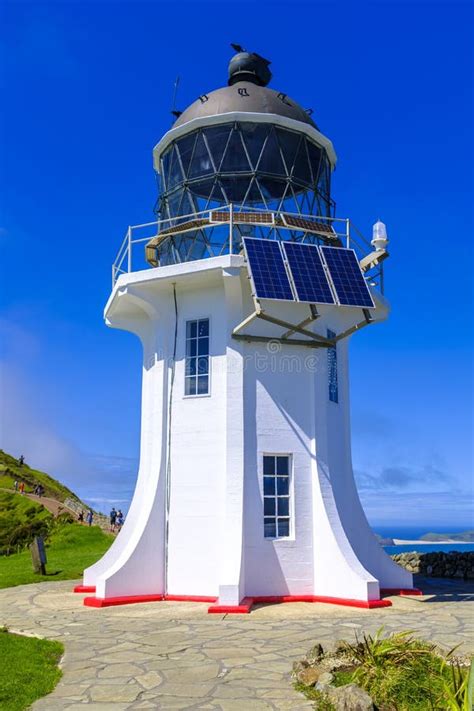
[79,49,415,611]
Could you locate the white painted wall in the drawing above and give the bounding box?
[83,255,412,603]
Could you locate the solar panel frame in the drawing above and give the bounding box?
[282,242,335,305]
[320,246,376,309]
[243,237,295,302]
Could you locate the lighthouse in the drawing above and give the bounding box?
[80,48,414,611]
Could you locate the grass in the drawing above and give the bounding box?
[0,523,114,589]
[0,628,63,711]
[0,491,54,554]
[339,628,450,710]
[0,450,80,503]
[296,628,473,711]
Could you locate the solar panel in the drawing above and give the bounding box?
[281,214,337,239]
[282,242,335,305]
[320,247,375,308]
[211,211,274,225]
[159,218,209,236]
[243,238,294,301]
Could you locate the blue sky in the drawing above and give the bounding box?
[1,1,472,530]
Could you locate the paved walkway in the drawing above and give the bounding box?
[0,577,472,710]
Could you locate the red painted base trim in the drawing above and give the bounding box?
[73,585,96,593]
[208,597,254,614]
[164,594,217,603]
[81,592,395,612]
[83,593,218,608]
[381,587,423,596]
[84,593,164,608]
[312,595,392,609]
[208,594,392,614]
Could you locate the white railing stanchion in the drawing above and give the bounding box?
[346,219,350,249]
[127,226,132,273]
[229,203,234,255]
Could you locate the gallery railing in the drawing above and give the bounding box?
[111,205,385,292]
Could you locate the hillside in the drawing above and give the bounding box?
[421,530,474,542]
[0,451,113,556]
[0,451,81,503]
[0,452,114,588]
[0,491,53,555]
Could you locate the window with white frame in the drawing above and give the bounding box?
[185,319,209,396]
[263,455,291,538]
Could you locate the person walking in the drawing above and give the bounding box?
[78,510,84,524]
[13,480,18,492]
[109,507,117,531]
[86,510,93,526]
[116,510,124,531]
[19,482,25,495]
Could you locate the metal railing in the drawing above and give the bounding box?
[111,205,383,291]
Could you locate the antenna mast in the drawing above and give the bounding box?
[170,76,181,122]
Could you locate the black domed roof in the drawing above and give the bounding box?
[173,81,317,129]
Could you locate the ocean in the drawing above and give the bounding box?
[373,525,474,555]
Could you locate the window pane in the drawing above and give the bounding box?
[264,498,276,516]
[185,377,197,396]
[176,133,197,178]
[276,457,289,476]
[185,358,197,376]
[277,477,289,496]
[187,321,197,339]
[198,320,209,337]
[197,376,209,394]
[263,456,275,476]
[188,133,213,179]
[197,356,208,374]
[188,339,197,357]
[278,519,289,537]
[197,337,209,356]
[264,519,276,538]
[277,498,289,516]
[263,477,275,496]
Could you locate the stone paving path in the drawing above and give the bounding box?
[0,577,472,710]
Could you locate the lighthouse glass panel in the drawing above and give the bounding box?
[155,122,334,267]
[185,319,209,396]
[263,455,291,538]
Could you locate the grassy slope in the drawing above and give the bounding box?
[0,491,53,554]
[0,450,80,503]
[0,629,63,711]
[0,523,114,589]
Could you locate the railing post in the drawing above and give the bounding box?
[229,202,233,255]
[346,218,350,249]
[127,226,132,273]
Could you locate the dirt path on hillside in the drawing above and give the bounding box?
[0,488,113,532]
